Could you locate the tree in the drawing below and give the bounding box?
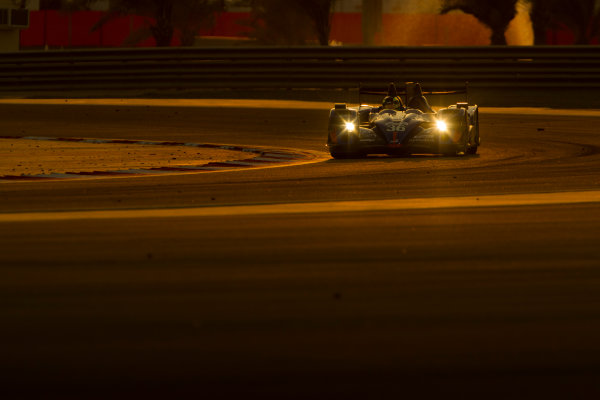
[93,0,225,47]
[528,0,600,44]
[174,0,226,46]
[362,0,382,46]
[40,0,63,8]
[248,0,336,45]
[40,0,96,10]
[295,0,336,46]
[440,0,518,45]
[247,0,311,45]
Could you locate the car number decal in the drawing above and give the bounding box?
[386,122,407,132]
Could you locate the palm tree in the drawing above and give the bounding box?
[528,0,600,44]
[248,0,336,45]
[46,0,97,10]
[40,0,64,8]
[247,0,312,45]
[93,0,225,47]
[440,0,518,45]
[173,0,227,46]
[294,0,336,46]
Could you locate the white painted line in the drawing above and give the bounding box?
[35,173,82,178]
[262,153,298,159]
[1,191,599,223]
[114,169,171,174]
[253,157,292,162]
[81,139,108,144]
[171,166,221,170]
[22,136,54,141]
[217,161,259,166]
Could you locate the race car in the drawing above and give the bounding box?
[327,82,480,158]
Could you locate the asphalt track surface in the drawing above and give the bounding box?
[1,100,600,399]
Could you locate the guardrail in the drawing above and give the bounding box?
[1,46,600,93]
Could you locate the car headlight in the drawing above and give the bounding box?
[345,121,356,131]
[435,120,448,132]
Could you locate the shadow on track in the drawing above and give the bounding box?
[324,153,481,164]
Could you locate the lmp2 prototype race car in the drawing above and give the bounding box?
[327,82,480,158]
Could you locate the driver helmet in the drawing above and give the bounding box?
[382,96,395,109]
[383,96,404,110]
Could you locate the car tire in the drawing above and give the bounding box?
[466,108,479,154]
[466,145,478,155]
[466,126,478,154]
[330,148,365,159]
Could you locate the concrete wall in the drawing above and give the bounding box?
[0,0,37,52]
[0,28,19,52]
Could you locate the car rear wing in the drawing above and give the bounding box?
[358,82,469,106]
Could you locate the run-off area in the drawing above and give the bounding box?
[0,138,247,176]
